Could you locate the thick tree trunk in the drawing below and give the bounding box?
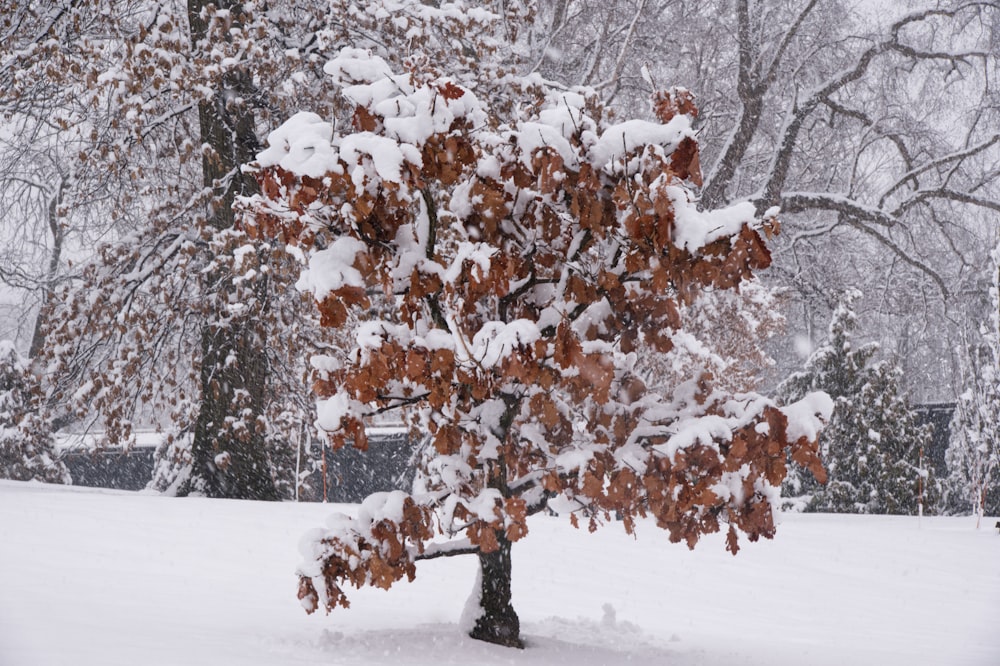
[469,532,522,648]
[188,308,278,500]
[180,0,278,500]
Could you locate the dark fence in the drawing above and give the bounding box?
[297,430,420,503]
[62,446,157,491]
[914,402,955,476]
[58,429,418,502]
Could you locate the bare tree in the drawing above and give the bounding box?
[534,0,1000,398]
[0,0,332,497]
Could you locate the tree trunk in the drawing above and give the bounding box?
[467,397,523,647]
[188,307,278,500]
[469,532,522,648]
[28,174,67,360]
[179,0,278,500]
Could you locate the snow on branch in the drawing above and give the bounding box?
[880,134,1000,208]
[779,192,897,228]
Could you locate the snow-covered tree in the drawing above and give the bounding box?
[250,40,832,647]
[8,0,538,500]
[4,0,484,498]
[1,0,294,497]
[779,291,935,514]
[0,342,69,484]
[944,246,1000,522]
[946,354,1000,521]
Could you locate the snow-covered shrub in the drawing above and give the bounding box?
[0,342,69,484]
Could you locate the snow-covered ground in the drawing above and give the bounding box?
[1,480,997,666]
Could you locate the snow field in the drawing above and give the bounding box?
[1,480,997,665]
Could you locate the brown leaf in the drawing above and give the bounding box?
[430,349,455,375]
[504,497,529,542]
[438,81,466,100]
[471,178,508,229]
[791,437,828,484]
[354,106,377,132]
[542,471,564,493]
[317,296,349,328]
[576,353,614,404]
[468,521,500,553]
[531,393,561,428]
[534,148,565,195]
[553,322,582,369]
[606,468,637,506]
[581,471,604,498]
[670,137,703,187]
[433,426,462,455]
[297,577,319,614]
[405,349,427,379]
[725,525,740,556]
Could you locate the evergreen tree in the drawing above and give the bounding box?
[779,291,935,514]
[945,350,1000,520]
[0,342,69,484]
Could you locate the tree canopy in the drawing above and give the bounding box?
[250,44,831,647]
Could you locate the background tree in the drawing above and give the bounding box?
[251,43,831,647]
[944,244,1000,523]
[0,0,536,498]
[946,346,1000,521]
[0,2,136,357]
[532,0,1000,401]
[0,0,307,498]
[0,341,69,484]
[779,291,936,514]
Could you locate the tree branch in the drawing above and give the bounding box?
[880,134,1000,208]
[757,3,991,212]
[369,392,430,416]
[702,0,764,207]
[778,192,897,227]
[896,187,1000,217]
[845,218,949,297]
[819,98,915,179]
[595,0,648,105]
[412,538,479,561]
[763,0,819,86]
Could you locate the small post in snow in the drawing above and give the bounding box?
[917,446,924,529]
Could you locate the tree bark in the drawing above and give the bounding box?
[469,532,523,648]
[181,0,278,500]
[28,174,67,360]
[189,308,277,500]
[469,396,523,647]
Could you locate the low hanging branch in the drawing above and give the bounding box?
[249,46,831,648]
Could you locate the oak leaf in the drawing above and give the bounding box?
[438,81,466,100]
